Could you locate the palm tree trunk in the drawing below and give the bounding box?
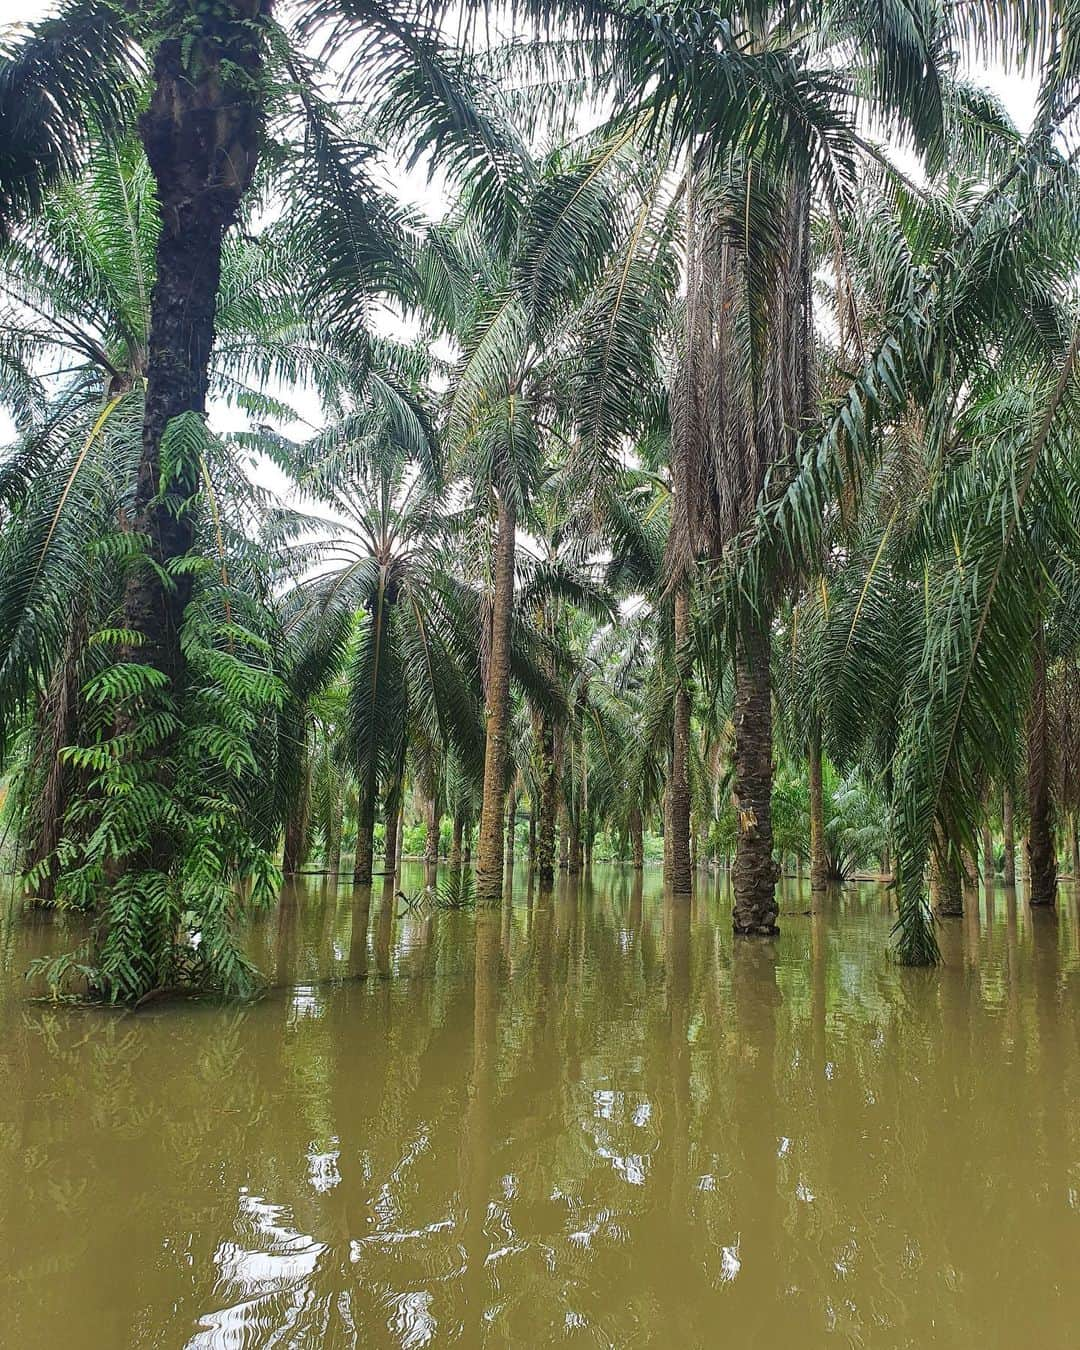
[1003,785,1016,886]
[731,611,780,936]
[475,495,516,903]
[666,583,693,893]
[101,8,267,996]
[1027,620,1057,906]
[528,806,536,868]
[505,790,517,867]
[449,810,464,870]
[568,824,583,877]
[424,793,440,865]
[808,725,828,893]
[630,805,644,871]
[982,825,994,886]
[353,783,375,885]
[283,751,311,876]
[24,603,87,901]
[931,842,964,917]
[536,714,558,888]
[1072,814,1080,881]
[123,9,264,716]
[383,800,400,881]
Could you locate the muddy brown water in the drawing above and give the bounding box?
[2,865,1079,1348]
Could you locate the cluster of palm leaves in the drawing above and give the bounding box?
[1,0,1079,998]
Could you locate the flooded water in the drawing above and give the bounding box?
[2,864,1079,1348]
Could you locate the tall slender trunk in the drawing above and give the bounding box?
[630,804,644,871]
[528,807,536,868]
[808,725,828,893]
[353,781,375,885]
[731,611,780,936]
[283,749,311,876]
[424,793,440,865]
[326,774,342,877]
[505,790,517,867]
[1072,814,1080,881]
[1027,620,1057,906]
[383,800,400,882]
[982,825,995,886]
[475,495,516,903]
[568,824,583,877]
[449,810,464,870]
[666,584,693,893]
[536,713,558,888]
[1003,785,1016,886]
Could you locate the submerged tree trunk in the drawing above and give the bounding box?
[666,583,693,894]
[731,613,780,936]
[122,5,265,723]
[449,810,465,870]
[1072,814,1080,881]
[808,725,828,893]
[982,825,995,886]
[1003,786,1016,886]
[475,495,516,903]
[536,714,558,888]
[383,801,400,881]
[283,749,311,877]
[353,778,375,885]
[568,824,583,877]
[505,790,517,867]
[630,805,644,871]
[424,794,440,865]
[1027,621,1057,906]
[97,7,266,992]
[931,842,964,917]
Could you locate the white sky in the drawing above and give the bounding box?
[0,0,1041,470]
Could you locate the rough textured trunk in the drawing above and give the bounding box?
[666,583,693,893]
[808,725,828,893]
[124,8,265,706]
[1027,622,1057,906]
[24,604,87,901]
[449,810,464,870]
[931,843,964,917]
[568,826,583,877]
[1072,815,1080,881]
[424,795,440,865]
[528,808,536,867]
[536,714,558,888]
[353,782,375,885]
[383,802,399,881]
[630,805,644,870]
[731,612,780,936]
[505,790,517,867]
[100,4,266,985]
[475,495,516,903]
[982,825,995,885]
[283,751,311,876]
[1003,786,1016,886]
[326,797,342,879]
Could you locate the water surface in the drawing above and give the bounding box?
[2,865,1079,1347]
